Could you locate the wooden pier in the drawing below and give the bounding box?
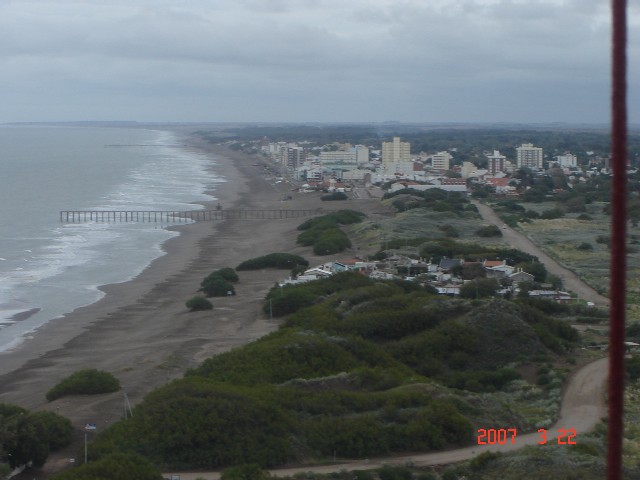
[59,208,320,223]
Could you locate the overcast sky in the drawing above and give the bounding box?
[1,0,638,124]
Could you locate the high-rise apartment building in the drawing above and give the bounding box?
[280,146,305,169]
[516,143,543,170]
[431,151,453,171]
[382,137,411,173]
[487,150,506,174]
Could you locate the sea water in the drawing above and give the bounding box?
[0,125,222,352]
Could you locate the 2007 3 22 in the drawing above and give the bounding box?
[477,428,577,445]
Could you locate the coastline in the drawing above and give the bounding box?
[0,136,322,419]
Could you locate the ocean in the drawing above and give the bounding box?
[0,125,221,352]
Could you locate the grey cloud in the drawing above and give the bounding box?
[0,0,636,123]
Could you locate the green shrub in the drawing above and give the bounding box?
[50,452,163,480]
[627,356,640,381]
[264,288,318,317]
[186,296,213,311]
[89,379,292,469]
[313,229,352,255]
[577,242,593,250]
[46,369,120,401]
[296,211,363,255]
[540,208,564,219]
[476,224,502,237]
[577,213,593,221]
[221,464,272,480]
[1,407,73,469]
[459,278,498,298]
[321,192,348,201]
[469,451,502,471]
[210,267,239,283]
[377,465,413,480]
[237,253,309,270]
[439,224,460,238]
[201,276,235,297]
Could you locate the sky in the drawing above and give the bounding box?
[0,0,638,124]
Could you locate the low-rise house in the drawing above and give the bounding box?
[486,264,515,279]
[509,269,535,285]
[528,290,574,303]
[439,257,463,272]
[437,284,461,296]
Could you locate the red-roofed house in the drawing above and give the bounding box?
[486,178,513,194]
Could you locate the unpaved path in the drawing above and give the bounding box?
[473,201,610,307]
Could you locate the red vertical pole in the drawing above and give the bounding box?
[607,0,627,479]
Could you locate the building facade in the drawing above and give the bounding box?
[486,150,506,174]
[555,153,578,168]
[431,151,453,171]
[382,137,411,174]
[516,143,544,170]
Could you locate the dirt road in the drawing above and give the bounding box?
[473,201,610,307]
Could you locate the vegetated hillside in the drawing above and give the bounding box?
[85,272,581,471]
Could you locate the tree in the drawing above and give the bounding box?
[46,369,120,401]
[476,225,502,237]
[1,408,72,469]
[201,276,235,297]
[517,261,548,283]
[51,452,163,480]
[460,278,498,298]
[186,296,213,311]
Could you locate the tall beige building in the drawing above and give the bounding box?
[431,151,453,171]
[382,137,411,173]
[516,143,543,170]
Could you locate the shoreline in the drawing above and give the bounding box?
[0,136,321,415]
[0,134,236,375]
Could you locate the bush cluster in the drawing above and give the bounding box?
[186,296,213,311]
[297,210,365,256]
[321,191,348,201]
[83,275,580,471]
[1,405,73,469]
[237,253,309,270]
[383,188,469,214]
[51,452,163,480]
[200,267,239,297]
[46,369,120,401]
[476,224,502,237]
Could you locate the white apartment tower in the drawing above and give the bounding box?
[431,151,453,171]
[487,150,506,175]
[516,143,544,170]
[555,153,578,168]
[382,137,411,173]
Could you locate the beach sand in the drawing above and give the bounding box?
[0,136,386,478]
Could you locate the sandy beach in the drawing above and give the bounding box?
[0,135,383,477]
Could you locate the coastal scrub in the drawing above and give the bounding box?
[46,369,121,401]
